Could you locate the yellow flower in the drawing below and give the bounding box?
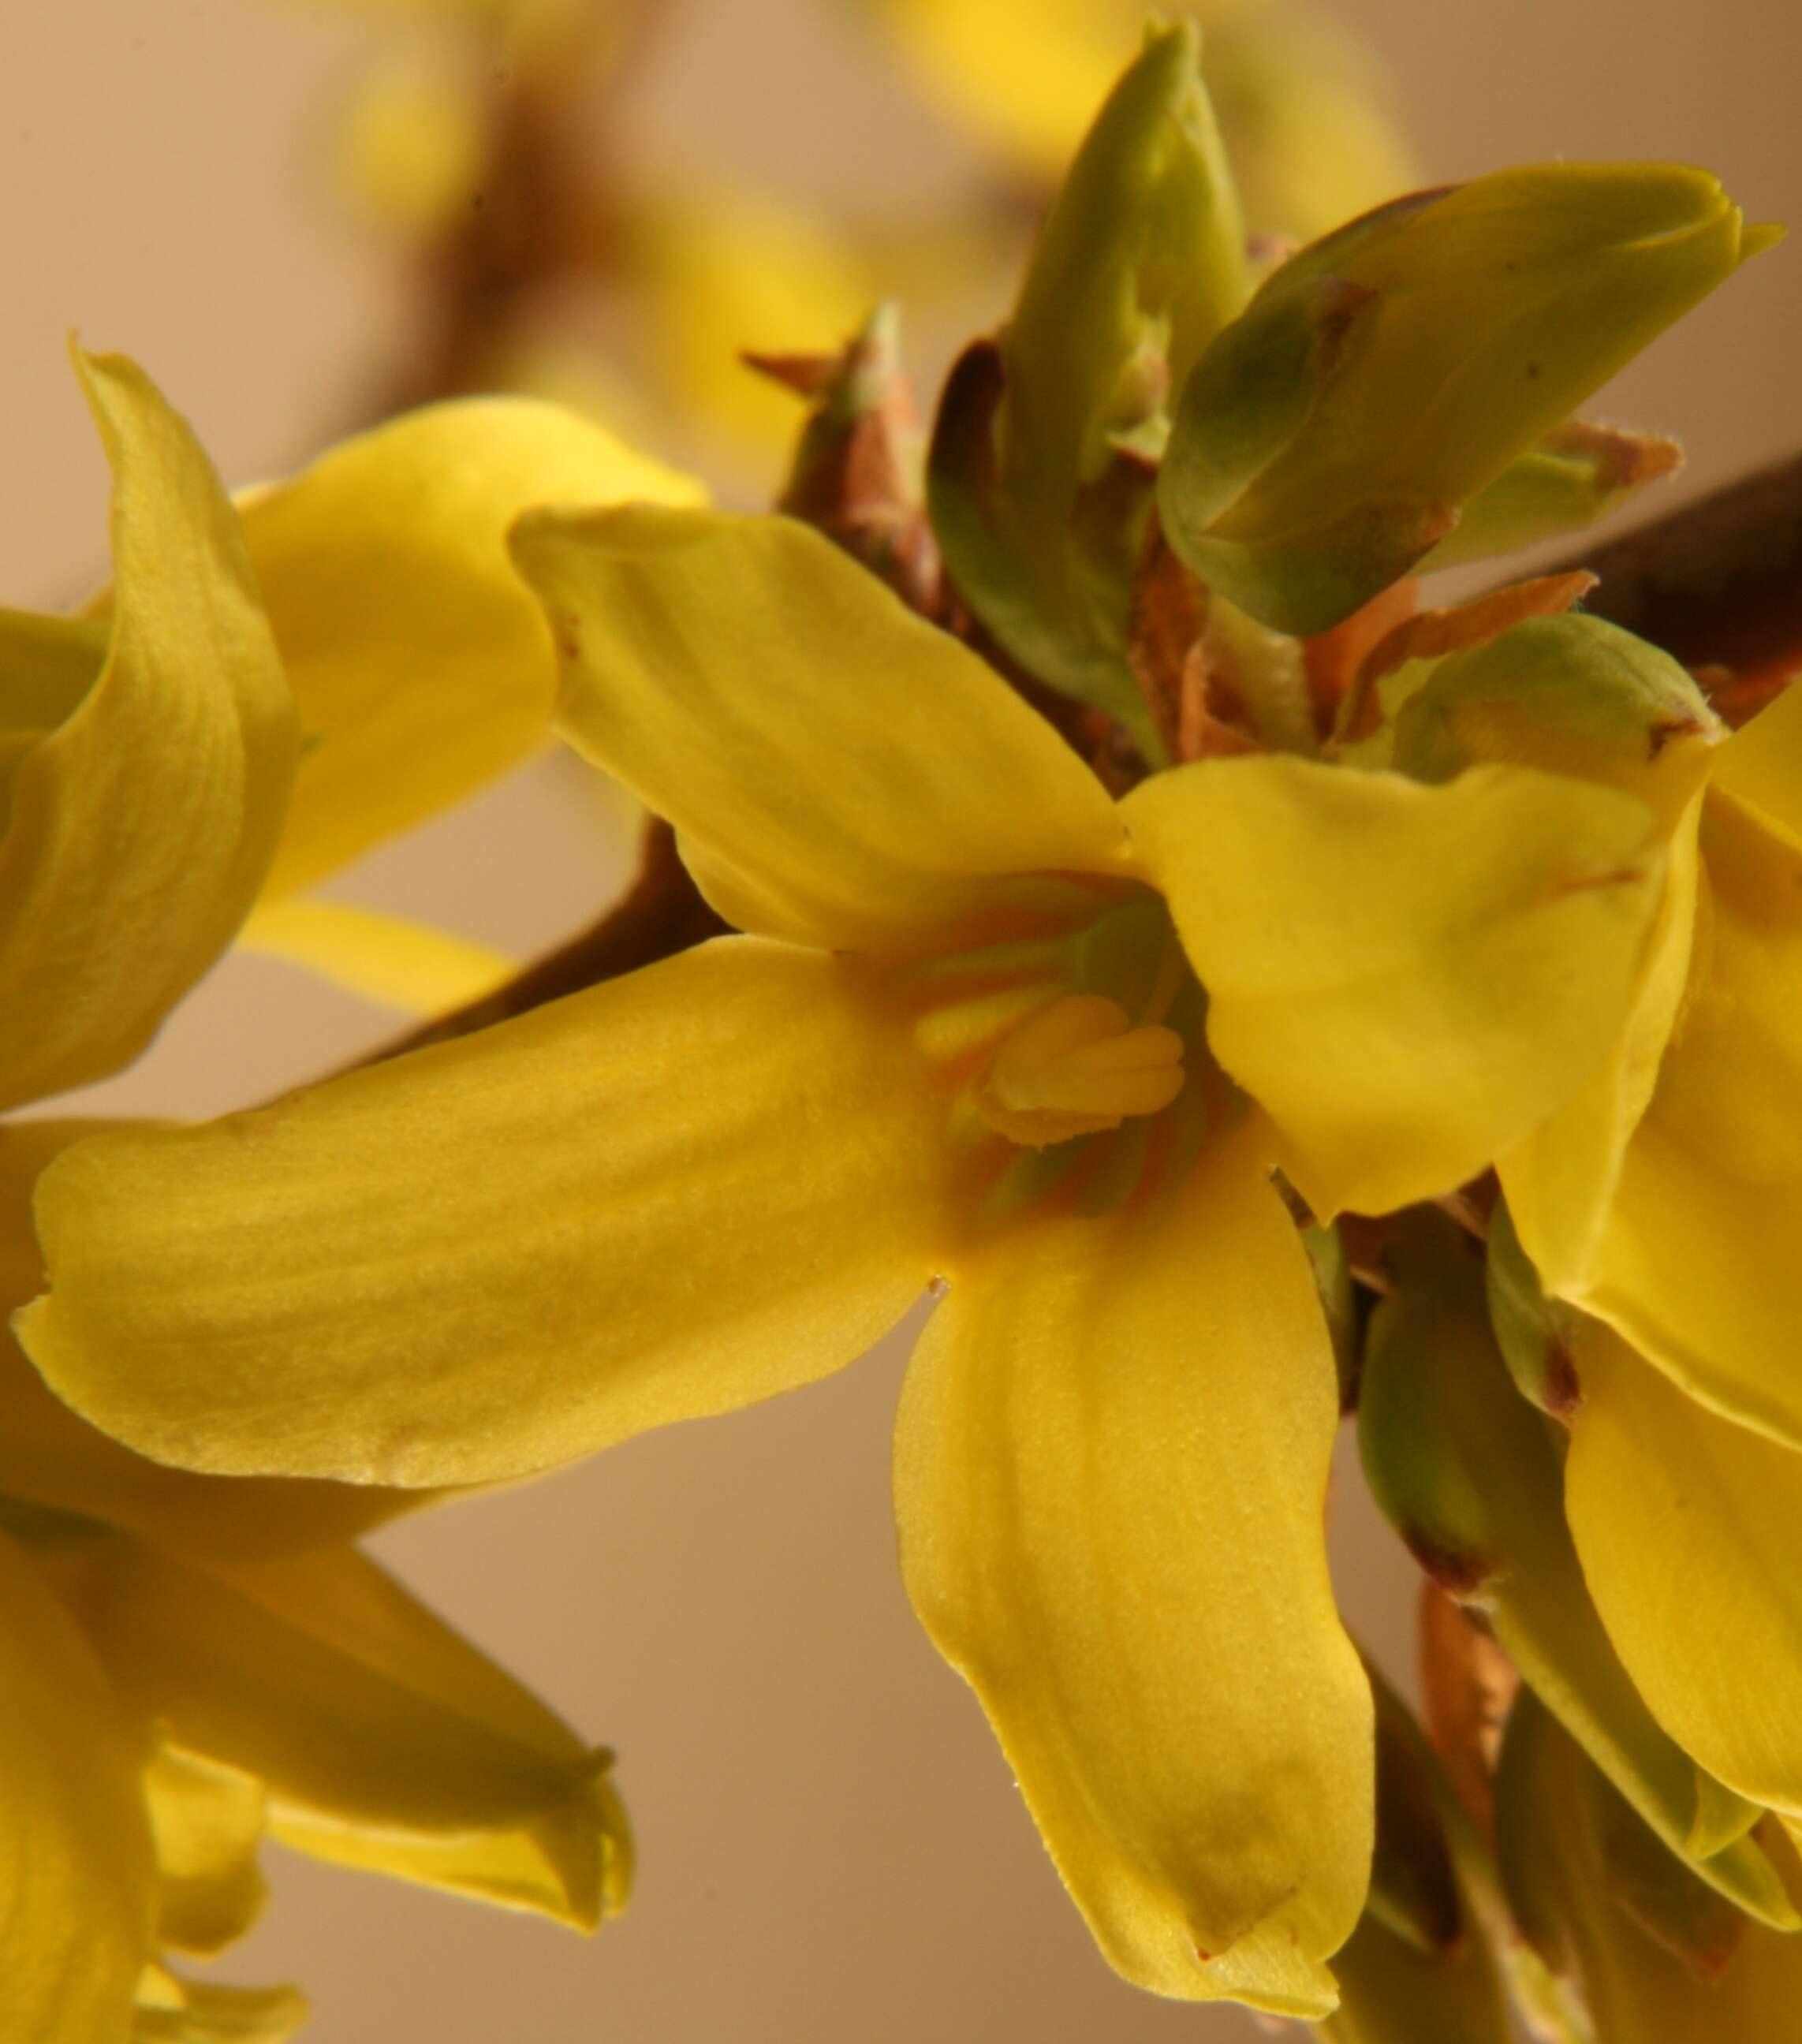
[860,0,1414,243]
[0,353,687,2034]
[17,495,1691,2016]
[1363,589,1802,1852]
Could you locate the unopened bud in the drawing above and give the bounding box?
[1160,164,1778,633]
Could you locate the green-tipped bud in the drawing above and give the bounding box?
[1159,163,1779,634]
[1487,1198,1587,1419]
[928,22,1249,759]
[1356,1215,1789,1919]
[1390,614,1722,833]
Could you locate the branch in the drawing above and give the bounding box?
[1564,452,1802,692]
[362,818,725,1067]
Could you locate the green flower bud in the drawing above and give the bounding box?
[928,21,1249,759]
[1159,164,1779,634]
[1356,1215,1787,1915]
[1497,1693,1802,2037]
[1390,614,1722,834]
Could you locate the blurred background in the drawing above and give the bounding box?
[6,1,1800,2036]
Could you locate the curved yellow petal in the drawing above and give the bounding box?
[1125,756,1666,1217]
[1713,675,1802,841]
[0,1525,156,2043]
[1567,1326,1802,1818]
[144,1747,267,1958]
[1575,789,1802,1445]
[238,897,513,1016]
[894,1105,1371,2016]
[241,396,702,899]
[0,1121,434,1565]
[1500,792,1703,1296]
[513,505,1132,957]
[42,1531,622,1930]
[22,938,952,1487]
[134,1968,307,2044]
[0,349,296,1111]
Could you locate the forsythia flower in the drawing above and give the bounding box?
[18,493,1697,2017]
[860,0,1415,242]
[0,352,700,2035]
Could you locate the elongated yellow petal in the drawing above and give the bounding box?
[242,397,702,899]
[894,1103,1371,2016]
[0,1121,434,1563]
[134,1969,307,2044]
[1501,793,1704,1296]
[22,938,952,1487]
[1573,789,1802,1445]
[0,350,296,1111]
[238,897,513,1016]
[144,1747,267,1957]
[1126,756,1665,1217]
[0,1525,156,2042]
[513,505,1132,956]
[1567,1326,1802,1818]
[40,1531,621,1930]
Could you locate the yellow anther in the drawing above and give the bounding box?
[975,994,1186,1148]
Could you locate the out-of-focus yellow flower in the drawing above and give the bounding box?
[860,0,1413,242]
[19,494,1700,2016]
[0,354,659,2036]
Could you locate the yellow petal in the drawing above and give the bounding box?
[144,1747,267,1957]
[1500,791,1703,1296]
[0,349,296,1110]
[0,1524,156,2042]
[42,1531,622,1930]
[1712,675,1802,840]
[513,505,1132,956]
[1125,756,1666,1217]
[237,897,513,1016]
[135,1964,305,2044]
[22,937,953,1487]
[0,1120,435,1564]
[1567,1326,1802,1818]
[894,1104,1371,2016]
[1573,789,1802,1445]
[241,397,703,900]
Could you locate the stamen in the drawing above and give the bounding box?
[975,994,1186,1147]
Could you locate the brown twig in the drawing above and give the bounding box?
[360,817,725,1067]
[1562,452,1802,693]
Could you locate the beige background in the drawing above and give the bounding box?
[6,2,1800,2038]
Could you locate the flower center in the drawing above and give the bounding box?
[973,994,1186,1146]
[901,891,1211,1222]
